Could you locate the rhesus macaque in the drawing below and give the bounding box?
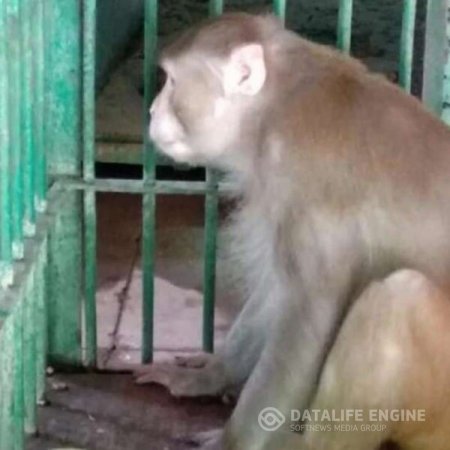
[139,13,450,450]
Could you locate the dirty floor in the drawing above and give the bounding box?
[26,373,231,450]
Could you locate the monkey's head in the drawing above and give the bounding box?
[149,13,282,168]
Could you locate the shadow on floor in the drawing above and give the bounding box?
[27,373,231,450]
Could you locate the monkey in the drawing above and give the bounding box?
[137,12,450,449]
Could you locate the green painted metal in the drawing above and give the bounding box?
[83,0,98,368]
[422,0,447,115]
[203,171,219,352]
[35,240,48,402]
[0,0,13,288]
[46,0,82,175]
[441,4,450,124]
[273,0,287,23]
[45,0,84,367]
[21,0,36,237]
[13,302,24,450]
[0,183,57,447]
[0,315,15,450]
[202,0,224,353]
[47,192,83,366]
[0,0,52,440]
[142,0,158,364]
[209,0,223,17]
[337,0,353,53]
[33,0,47,211]
[399,0,417,92]
[6,0,25,261]
[56,177,235,196]
[23,270,37,435]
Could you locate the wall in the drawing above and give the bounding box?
[96,0,144,90]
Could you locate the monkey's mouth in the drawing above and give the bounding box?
[153,140,194,164]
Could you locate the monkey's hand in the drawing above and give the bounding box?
[134,353,229,398]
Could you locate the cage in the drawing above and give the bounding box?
[0,0,449,449]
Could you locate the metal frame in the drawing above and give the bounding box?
[0,0,448,448]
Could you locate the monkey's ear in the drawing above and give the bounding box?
[223,44,266,96]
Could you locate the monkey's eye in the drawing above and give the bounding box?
[156,66,167,92]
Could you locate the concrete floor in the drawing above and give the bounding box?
[27,192,236,449]
[27,373,231,450]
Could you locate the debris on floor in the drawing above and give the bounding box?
[27,374,231,450]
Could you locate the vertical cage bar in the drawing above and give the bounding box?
[142,0,158,363]
[22,0,36,236]
[35,242,48,401]
[209,0,224,16]
[202,0,223,353]
[440,4,450,123]
[203,172,219,352]
[82,0,97,368]
[422,0,447,115]
[0,0,13,288]
[33,0,47,210]
[6,0,24,260]
[273,0,287,23]
[23,273,37,435]
[46,1,84,367]
[13,304,24,450]
[399,0,417,92]
[0,317,15,450]
[337,0,353,53]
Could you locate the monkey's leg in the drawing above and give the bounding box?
[134,288,274,397]
[300,274,405,450]
[303,269,450,450]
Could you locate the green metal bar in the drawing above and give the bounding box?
[33,0,47,210]
[0,316,15,450]
[46,0,83,367]
[273,0,287,23]
[422,0,447,115]
[23,270,37,435]
[0,0,13,288]
[35,241,48,402]
[399,0,417,92]
[13,303,24,450]
[441,4,450,124]
[83,0,96,182]
[6,0,25,260]
[142,0,158,363]
[55,177,236,196]
[203,171,219,352]
[337,0,353,53]
[22,0,36,237]
[82,0,97,368]
[209,0,224,16]
[202,0,224,353]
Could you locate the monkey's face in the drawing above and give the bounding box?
[149,43,267,167]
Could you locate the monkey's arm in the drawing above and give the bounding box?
[222,216,362,449]
[223,289,343,450]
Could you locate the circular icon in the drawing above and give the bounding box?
[258,407,286,432]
